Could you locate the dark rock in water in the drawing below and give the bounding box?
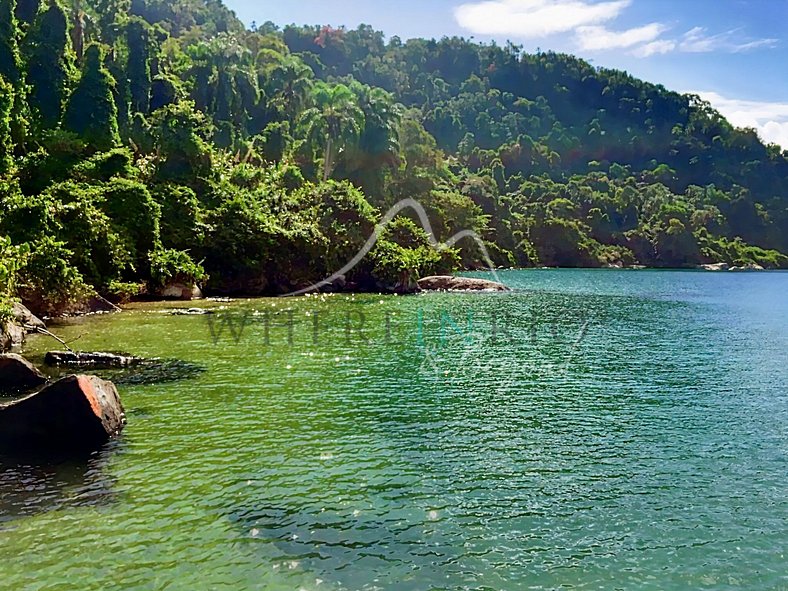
[45,351,145,369]
[44,352,205,385]
[417,275,510,292]
[0,375,126,451]
[0,354,48,395]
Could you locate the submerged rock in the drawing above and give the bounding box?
[0,354,48,395]
[45,351,145,369]
[417,276,510,292]
[0,375,126,451]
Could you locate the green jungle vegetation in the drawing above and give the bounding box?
[1,0,787,318]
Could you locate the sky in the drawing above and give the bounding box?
[225,0,788,148]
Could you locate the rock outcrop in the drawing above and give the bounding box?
[158,282,203,300]
[417,276,510,292]
[699,263,730,271]
[0,354,48,395]
[0,303,46,352]
[0,375,126,451]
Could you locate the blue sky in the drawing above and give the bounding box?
[225,0,788,147]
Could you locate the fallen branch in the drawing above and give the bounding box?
[27,326,74,353]
[94,295,122,313]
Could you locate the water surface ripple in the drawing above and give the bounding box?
[1,270,786,590]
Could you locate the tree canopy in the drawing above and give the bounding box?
[1,0,787,317]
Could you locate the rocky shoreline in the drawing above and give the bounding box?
[0,304,127,454]
[0,357,126,453]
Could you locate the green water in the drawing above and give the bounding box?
[2,270,787,590]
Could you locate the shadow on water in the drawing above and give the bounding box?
[226,499,462,589]
[33,354,207,386]
[0,440,122,526]
[97,358,206,386]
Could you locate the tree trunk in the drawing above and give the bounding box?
[323,136,334,181]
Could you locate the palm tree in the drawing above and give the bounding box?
[338,82,402,197]
[353,82,402,169]
[299,82,364,181]
[263,55,313,121]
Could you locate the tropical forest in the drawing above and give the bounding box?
[2,0,787,318]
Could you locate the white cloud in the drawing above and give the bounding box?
[679,27,722,52]
[692,91,788,149]
[575,22,665,51]
[453,0,780,59]
[679,27,778,53]
[631,39,676,57]
[453,0,630,37]
[761,121,788,149]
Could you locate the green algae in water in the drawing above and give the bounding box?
[1,270,787,590]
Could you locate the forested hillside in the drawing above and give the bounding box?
[1,0,787,316]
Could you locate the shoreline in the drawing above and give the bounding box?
[42,265,788,320]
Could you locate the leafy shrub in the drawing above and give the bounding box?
[72,148,136,182]
[107,280,147,304]
[149,248,207,287]
[100,178,162,272]
[154,183,204,251]
[17,236,93,316]
[0,236,28,321]
[369,216,460,288]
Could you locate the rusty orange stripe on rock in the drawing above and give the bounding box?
[76,375,103,419]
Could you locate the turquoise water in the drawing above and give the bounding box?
[1,270,787,590]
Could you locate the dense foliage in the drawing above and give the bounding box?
[1,0,786,314]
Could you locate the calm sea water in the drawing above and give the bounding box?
[2,270,786,590]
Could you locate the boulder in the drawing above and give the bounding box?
[417,276,510,292]
[0,303,46,352]
[699,263,730,271]
[45,351,145,369]
[0,375,126,451]
[0,322,25,352]
[12,303,46,330]
[159,282,203,300]
[0,354,48,395]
